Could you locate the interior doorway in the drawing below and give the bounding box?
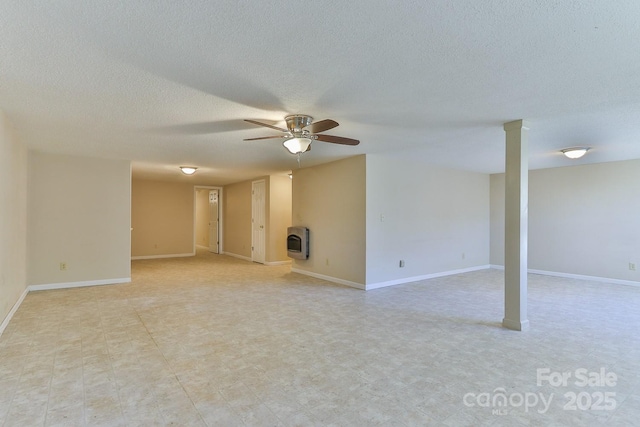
[194,186,223,254]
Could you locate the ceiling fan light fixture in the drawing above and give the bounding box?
[283,137,312,155]
[180,166,197,175]
[245,115,359,155]
[561,147,590,159]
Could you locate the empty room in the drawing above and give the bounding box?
[1,1,639,426]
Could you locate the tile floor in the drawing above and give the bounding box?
[1,250,639,426]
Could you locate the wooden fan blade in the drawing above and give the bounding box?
[315,134,360,146]
[244,119,288,133]
[244,135,287,141]
[304,119,339,134]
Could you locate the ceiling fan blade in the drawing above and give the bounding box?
[304,119,339,134]
[244,135,287,141]
[245,119,288,133]
[315,134,360,146]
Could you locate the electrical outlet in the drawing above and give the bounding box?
[59,262,67,271]
[630,262,636,271]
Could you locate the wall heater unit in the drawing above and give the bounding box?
[287,226,309,260]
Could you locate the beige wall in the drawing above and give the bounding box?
[195,188,210,248]
[366,154,490,286]
[223,180,252,258]
[267,174,292,263]
[491,159,640,282]
[0,111,28,327]
[292,155,367,285]
[223,175,292,263]
[28,152,131,286]
[291,154,489,288]
[131,179,194,257]
[130,176,287,261]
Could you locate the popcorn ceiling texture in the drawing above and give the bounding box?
[2,1,640,184]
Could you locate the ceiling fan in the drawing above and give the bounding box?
[244,114,360,155]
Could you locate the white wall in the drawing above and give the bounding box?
[491,159,640,282]
[490,174,506,268]
[0,111,28,328]
[28,152,131,286]
[366,154,490,287]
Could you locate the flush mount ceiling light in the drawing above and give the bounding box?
[561,147,590,159]
[283,137,312,155]
[180,166,197,175]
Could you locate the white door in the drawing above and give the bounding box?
[208,190,219,253]
[251,180,266,264]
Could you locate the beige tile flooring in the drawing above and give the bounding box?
[1,250,639,426]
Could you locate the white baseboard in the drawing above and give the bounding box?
[365,265,492,291]
[265,260,292,266]
[1,278,131,337]
[221,252,289,266]
[490,265,640,287]
[131,253,194,260]
[0,287,29,337]
[290,265,493,291]
[29,277,131,292]
[528,268,640,287]
[221,252,253,262]
[291,268,365,290]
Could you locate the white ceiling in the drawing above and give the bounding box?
[2,1,640,185]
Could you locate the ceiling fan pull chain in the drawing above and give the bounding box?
[296,153,301,168]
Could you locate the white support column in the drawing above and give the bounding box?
[503,119,530,331]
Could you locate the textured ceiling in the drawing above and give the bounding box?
[2,1,640,185]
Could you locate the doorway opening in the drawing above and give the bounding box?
[194,186,223,254]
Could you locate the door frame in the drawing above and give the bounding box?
[193,185,223,254]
